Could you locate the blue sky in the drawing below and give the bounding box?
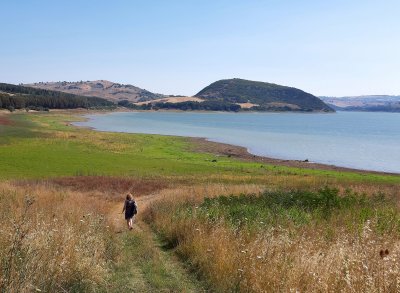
[1,0,399,96]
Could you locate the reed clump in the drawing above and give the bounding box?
[144,185,400,292]
[0,182,116,293]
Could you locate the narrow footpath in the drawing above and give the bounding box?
[106,193,206,292]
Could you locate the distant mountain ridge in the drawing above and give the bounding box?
[195,78,333,112]
[24,80,164,103]
[21,78,334,112]
[320,95,400,112]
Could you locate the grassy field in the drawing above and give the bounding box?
[144,185,400,292]
[1,111,400,292]
[1,112,400,185]
[0,112,275,179]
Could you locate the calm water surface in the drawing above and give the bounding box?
[75,111,400,173]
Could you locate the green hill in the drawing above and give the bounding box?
[0,83,115,110]
[196,78,334,112]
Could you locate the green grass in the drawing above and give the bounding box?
[0,113,265,178]
[196,188,400,235]
[107,225,203,292]
[0,112,399,185]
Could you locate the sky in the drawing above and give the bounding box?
[1,0,399,96]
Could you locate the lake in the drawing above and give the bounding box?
[74,111,400,173]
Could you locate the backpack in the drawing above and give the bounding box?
[128,200,138,215]
[133,201,138,215]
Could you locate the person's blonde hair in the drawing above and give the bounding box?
[126,193,133,200]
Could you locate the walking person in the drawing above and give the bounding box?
[122,193,137,230]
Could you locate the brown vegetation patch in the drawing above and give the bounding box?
[0,115,14,126]
[50,176,169,198]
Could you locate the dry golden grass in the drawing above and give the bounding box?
[179,173,399,193]
[171,219,400,292]
[134,96,204,105]
[144,183,400,292]
[0,181,116,292]
[151,184,264,202]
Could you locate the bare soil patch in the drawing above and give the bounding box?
[236,102,259,108]
[135,96,204,105]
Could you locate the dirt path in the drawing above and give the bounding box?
[107,193,205,292]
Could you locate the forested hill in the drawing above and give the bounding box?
[0,83,115,111]
[25,80,164,103]
[196,78,334,112]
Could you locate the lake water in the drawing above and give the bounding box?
[74,111,400,173]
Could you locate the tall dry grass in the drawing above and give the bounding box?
[0,181,116,292]
[143,184,400,292]
[173,173,400,198]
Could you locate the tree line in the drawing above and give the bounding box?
[117,100,313,112]
[118,100,242,112]
[0,83,115,111]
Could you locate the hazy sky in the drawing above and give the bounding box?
[1,0,399,96]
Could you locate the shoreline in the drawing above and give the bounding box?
[67,110,399,177]
[3,110,396,177]
[189,138,400,176]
